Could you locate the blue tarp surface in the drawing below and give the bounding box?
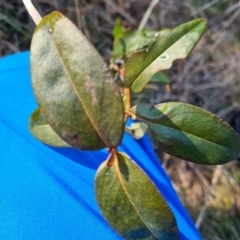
[0,52,201,240]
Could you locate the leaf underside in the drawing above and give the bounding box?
[29,108,69,147]
[30,11,124,150]
[95,151,179,240]
[131,102,240,165]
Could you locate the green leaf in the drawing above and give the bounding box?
[31,11,124,150]
[29,108,69,147]
[124,19,207,93]
[131,103,240,164]
[149,72,171,84]
[113,18,125,39]
[131,88,153,106]
[95,151,179,240]
[111,29,157,61]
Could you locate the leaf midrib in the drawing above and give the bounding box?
[114,154,159,239]
[142,118,238,151]
[50,21,108,147]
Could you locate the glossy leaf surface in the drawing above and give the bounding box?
[124,19,207,93]
[95,151,179,240]
[131,103,240,164]
[31,11,124,150]
[112,29,156,61]
[29,108,69,147]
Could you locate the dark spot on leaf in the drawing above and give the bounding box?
[61,133,83,148]
[69,134,82,144]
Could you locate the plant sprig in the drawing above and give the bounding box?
[25,9,240,240]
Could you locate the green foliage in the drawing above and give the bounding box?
[149,72,171,84]
[28,10,240,239]
[31,11,124,150]
[131,103,240,164]
[124,19,207,93]
[112,27,157,61]
[113,18,125,40]
[29,108,69,147]
[95,151,179,240]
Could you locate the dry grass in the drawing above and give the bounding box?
[1,1,240,239]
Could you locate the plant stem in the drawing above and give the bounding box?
[74,0,81,29]
[138,0,159,31]
[124,88,131,122]
[107,148,117,166]
[22,0,42,25]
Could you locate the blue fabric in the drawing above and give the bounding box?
[0,52,201,240]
